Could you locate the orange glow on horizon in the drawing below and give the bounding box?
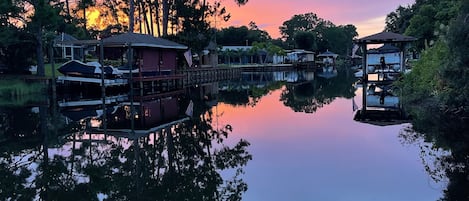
[82,6,129,32]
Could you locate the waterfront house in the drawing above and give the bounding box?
[278,49,315,64]
[54,33,84,61]
[102,33,188,77]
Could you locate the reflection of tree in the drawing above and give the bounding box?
[281,69,357,113]
[0,102,252,200]
[399,105,469,200]
[0,107,41,149]
[219,80,283,107]
[219,89,251,106]
[281,81,333,113]
[0,154,35,200]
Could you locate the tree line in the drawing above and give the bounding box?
[0,0,358,76]
[0,0,247,75]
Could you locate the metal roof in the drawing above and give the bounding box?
[317,50,338,57]
[355,32,417,44]
[54,33,78,42]
[54,33,188,50]
[102,33,187,49]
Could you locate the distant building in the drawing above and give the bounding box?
[218,46,255,65]
[54,33,84,61]
[278,49,315,64]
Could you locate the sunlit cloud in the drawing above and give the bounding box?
[354,16,387,37]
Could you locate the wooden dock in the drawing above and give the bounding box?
[183,67,242,86]
[240,64,295,72]
[55,65,303,93]
[57,76,128,86]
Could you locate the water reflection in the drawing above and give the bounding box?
[1,68,462,200]
[399,105,469,200]
[0,85,251,200]
[219,69,356,114]
[281,69,356,113]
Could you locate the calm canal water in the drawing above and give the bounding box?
[0,69,446,200]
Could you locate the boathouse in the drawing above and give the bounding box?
[102,33,187,76]
[316,50,338,66]
[353,31,417,126]
[55,33,189,95]
[354,31,416,82]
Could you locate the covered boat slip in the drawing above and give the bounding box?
[54,33,188,93]
[56,60,128,87]
[353,32,416,126]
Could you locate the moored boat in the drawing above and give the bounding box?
[58,60,120,78]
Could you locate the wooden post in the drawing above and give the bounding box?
[361,43,367,113]
[49,42,56,98]
[400,44,405,73]
[128,43,135,135]
[99,40,107,132]
[361,43,367,81]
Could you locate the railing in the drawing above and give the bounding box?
[182,67,242,86]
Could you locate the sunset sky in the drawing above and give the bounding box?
[218,0,415,38]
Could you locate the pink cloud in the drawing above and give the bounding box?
[218,0,414,38]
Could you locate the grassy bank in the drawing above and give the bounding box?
[0,78,47,106]
[45,62,63,78]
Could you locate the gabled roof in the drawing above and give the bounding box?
[102,33,187,49]
[317,50,338,58]
[355,32,417,44]
[55,33,78,42]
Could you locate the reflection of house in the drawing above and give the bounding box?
[273,71,314,83]
[316,50,338,77]
[58,90,190,136]
[54,33,84,60]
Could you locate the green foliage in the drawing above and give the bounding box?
[0,79,46,106]
[437,3,469,115]
[398,40,449,107]
[322,25,357,56]
[385,5,413,34]
[279,12,357,55]
[216,23,271,46]
[293,31,316,50]
[279,12,327,48]
[250,41,285,64]
[398,3,469,200]
[405,5,438,49]
[0,28,36,72]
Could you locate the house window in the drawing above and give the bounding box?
[65,46,72,58]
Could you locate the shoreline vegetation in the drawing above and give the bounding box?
[0,78,47,106]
